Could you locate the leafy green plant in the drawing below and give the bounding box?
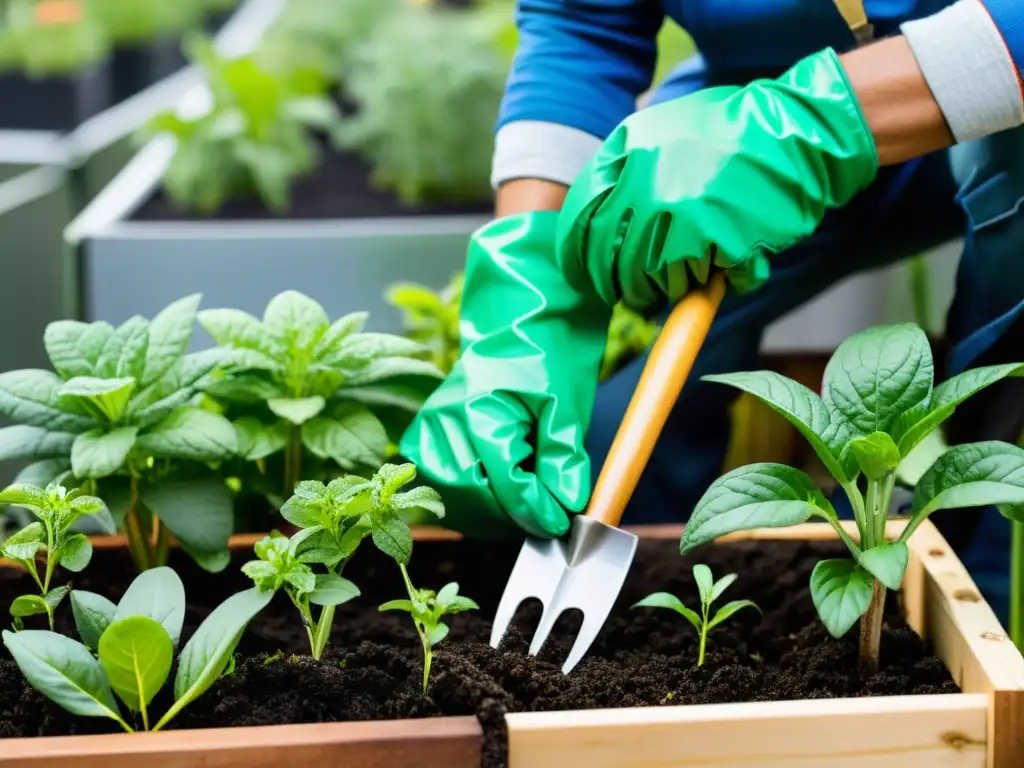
[380,573,478,694]
[339,4,507,204]
[602,303,661,380]
[198,290,442,497]
[3,566,271,732]
[632,564,759,667]
[142,34,342,214]
[88,0,204,43]
[242,463,444,659]
[678,323,1024,674]
[385,274,462,375]
[1,482,108,630]
[0,0,109,76]
[0,294,239,573]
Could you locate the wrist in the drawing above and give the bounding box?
[495,178,568,218]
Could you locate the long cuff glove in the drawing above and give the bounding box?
[556,48,880,312]
[399,212,610,540]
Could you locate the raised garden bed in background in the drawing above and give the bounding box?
[2,520,1022,767]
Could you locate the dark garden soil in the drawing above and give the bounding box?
[0,537,959,767]
[132,137,493,222]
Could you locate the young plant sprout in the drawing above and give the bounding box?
[633,564,759,666]
[1,482,108,630]
[242,462,445,660]
[380,570,478,694]
[679,323,1024,674]
[3,567,271,732]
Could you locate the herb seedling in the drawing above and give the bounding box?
[142,34,342,214]
[198,291,442,495]
[242,462,444,659]
[679,323,1024,674]
[1,483,107,630]
[3,566,271,732]
[632,564,759,666]
[385,273,463,375]
[0,294,237,573]
[380,571,478,694]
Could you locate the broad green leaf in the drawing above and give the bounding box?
[263,290,330,351]
[0,483,49,514]
[375,462,418,493]
[69,495,106,516]
[136,408,237,460]
[446,596,480,613]
[59,533,93,572]
[44,320,108,378]
[436,582,459,609]
[632,593,702,633]
[313,312,369,360]
[142,294,201,386]
[268,396,326,425]
[130,348,227,418]
[426,622,450,647]
[0,426,76,461]
[341,357,444,386]
[95,478,133,529]
[845,432,901,480]
[858,542,909,591]
[71,427,139,479]
[309,574,360,606]
[0,369,95,431]
[335,382,429,414]
[43,586,71,613]
[371,515,413,564]
[233,417,288,460]
[202,373,283,404]
[10,594,49,617]
[693,564,713,605]
[894,363,1024,456]
[280,494,322,528]
[114,567,186,647]
[391,486,445,519]
[331,333,425,365]
[2,629,123,722]
[680,464,834,552]
[95,317,149,380]
[2,522,45,560]
[60,377,136,422]
[180,541,231,574]
[710,574,738,603]
[99,616,174,712]
[302,406,388,470]
[379,599,414,612]
[283,568,316,594]
[71,590,117,650]
[911,442,1024,527]
[14,459,71,490]
[822,324,933,437]
[702,371,851,483]
[168,588,274,717]
[896,427,949,487]
[707,599,760,630]
[197,308,278,359]
[809,559,873,637]
[140,478,233,555]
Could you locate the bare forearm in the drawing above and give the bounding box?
[494,178,568,217]
[840,37,954,167]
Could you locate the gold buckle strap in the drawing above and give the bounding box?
[833,0,874,46]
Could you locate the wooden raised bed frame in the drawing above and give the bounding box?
[2,519,1022,768]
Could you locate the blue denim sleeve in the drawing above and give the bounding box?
[497,0,664,140]
[982,0,1024,74]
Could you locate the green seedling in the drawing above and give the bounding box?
[633,564,759,666]
[198,291,442,495]
[242,462,444,659]
[679,323,1024,674]
[380,569,478,695]
[1,482,108,630]
[242,533,359,660]
[0,294,237,573]
[385,274,463,376]
[3,566,272,732]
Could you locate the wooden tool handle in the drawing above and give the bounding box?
[585,273,727,528]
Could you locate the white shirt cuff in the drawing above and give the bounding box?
[491,120,604,190]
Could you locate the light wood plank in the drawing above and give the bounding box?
[906,521,1024,768]
[507,694,987,767]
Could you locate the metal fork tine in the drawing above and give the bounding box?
[489,591,525,649]
[561,613,605,674]
[527,603,562,657]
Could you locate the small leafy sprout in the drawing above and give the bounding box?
[380,570,478,695]
[1,482,107,630]
[242,533,359,660]
[679,323,1024,675]
[3,567,272,732]
[633,565,759,667]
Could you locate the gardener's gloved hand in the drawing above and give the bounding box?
[399,212,609,540]
[557,48,879,311]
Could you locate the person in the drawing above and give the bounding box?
[398,0,1024,599]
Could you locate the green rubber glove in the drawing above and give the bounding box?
[399,212,609,539]
[557,48,879,311]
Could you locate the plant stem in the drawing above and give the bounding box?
[697,627,707,667]
[140,698,149,732]
[1011,521,1024,651]
[124,473,150,572]
[859,581,886,676]
[311,606,335,660]
[152,519,170,568]
[42,521,56,592]
[284,425,302,497]
[421,633,431,695]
